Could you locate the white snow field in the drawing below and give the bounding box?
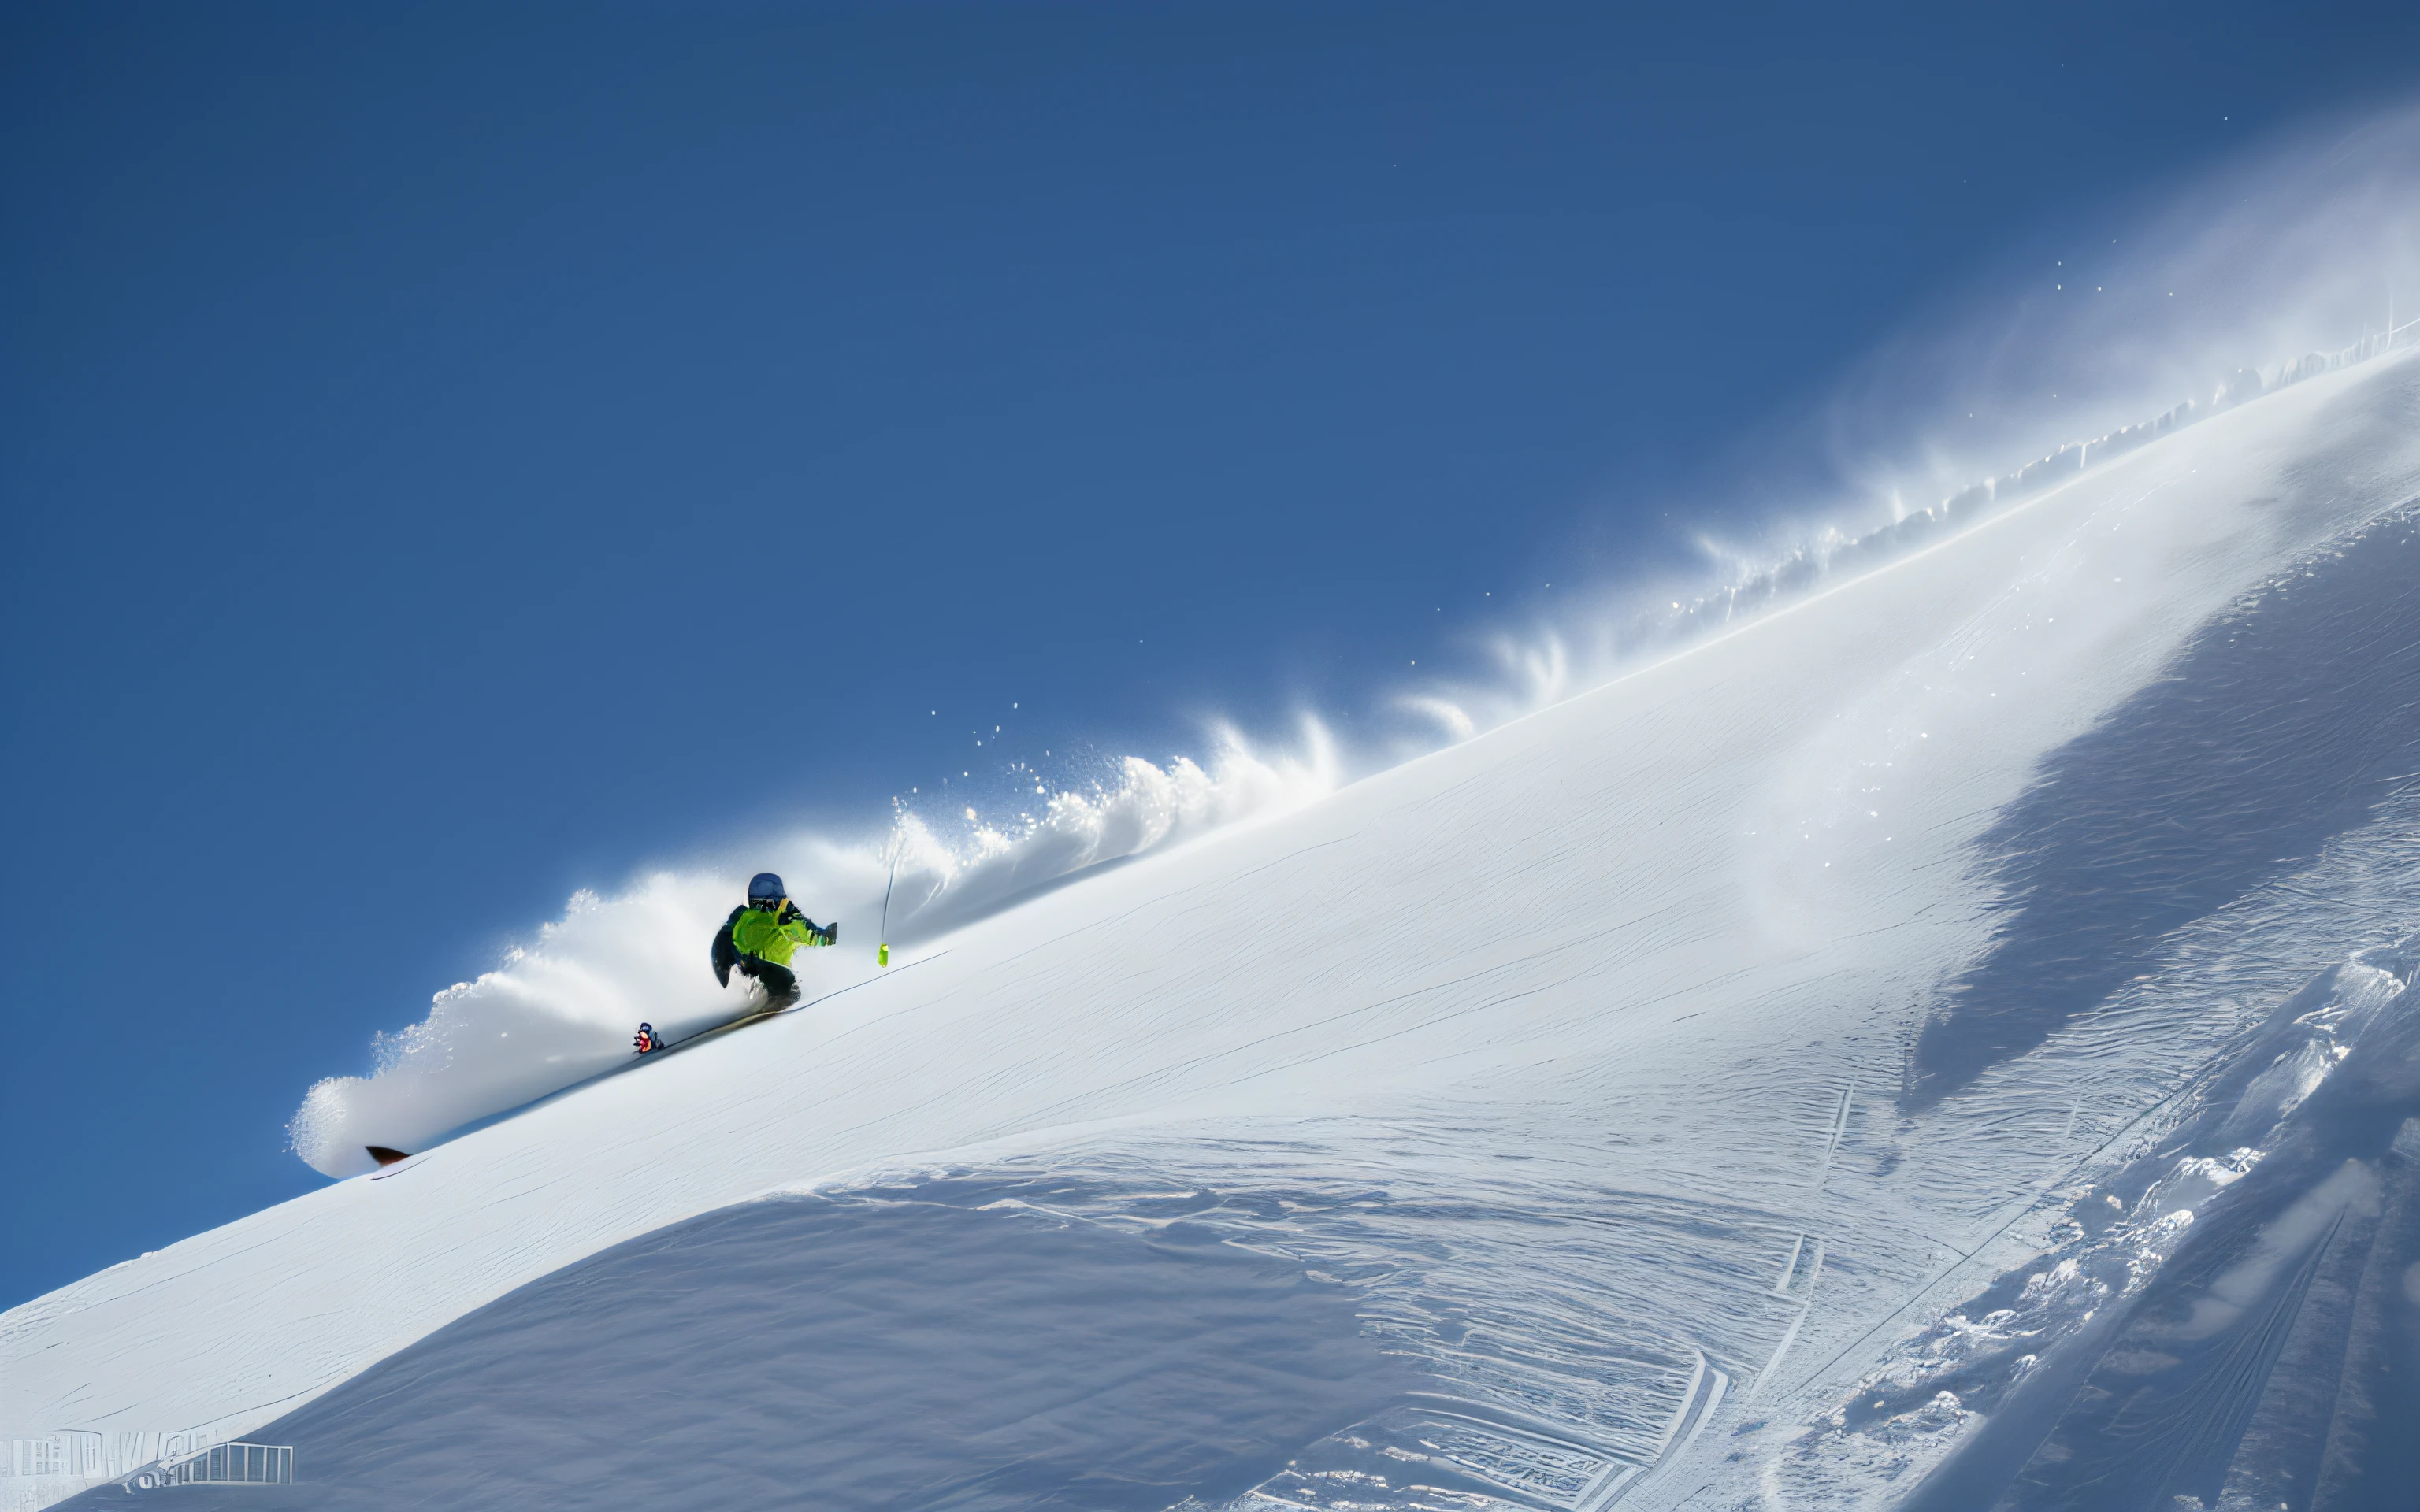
[9,346,2420,1512]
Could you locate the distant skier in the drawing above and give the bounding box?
[711,872,837,1012]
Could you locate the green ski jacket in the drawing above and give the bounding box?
[731,906,833,967]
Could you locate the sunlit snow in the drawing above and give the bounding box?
[10,116,2420,1512]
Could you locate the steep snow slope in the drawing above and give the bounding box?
[7,351,2420,1510]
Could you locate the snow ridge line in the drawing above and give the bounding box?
[1677,315,2420,635]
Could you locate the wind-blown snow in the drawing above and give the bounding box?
[286,722,1339,1178]
[284,306,2417,1188]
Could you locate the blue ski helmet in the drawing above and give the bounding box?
[747,872,786,905]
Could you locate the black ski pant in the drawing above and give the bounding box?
[735,954,800,1010]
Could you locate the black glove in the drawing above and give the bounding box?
[821,921,838,947]
[777,899,804,925]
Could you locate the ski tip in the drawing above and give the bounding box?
[365,1146,412,1167]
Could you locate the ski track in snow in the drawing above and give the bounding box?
[8,352,2420,1510]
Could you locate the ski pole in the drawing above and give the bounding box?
[877,835,898,967]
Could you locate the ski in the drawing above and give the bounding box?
[630,1002,789,1059]
[351,953,949,1177]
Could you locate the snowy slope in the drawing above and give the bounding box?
[8,350,2420,1510]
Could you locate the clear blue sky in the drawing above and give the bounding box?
[4,2,2414,1308]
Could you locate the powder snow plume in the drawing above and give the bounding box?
[289,721,1338,1177]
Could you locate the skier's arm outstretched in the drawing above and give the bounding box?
[770,899,837,951]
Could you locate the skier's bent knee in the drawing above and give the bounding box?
[737,956,800,1010]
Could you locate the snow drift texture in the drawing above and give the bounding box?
[11,111,2420,1512]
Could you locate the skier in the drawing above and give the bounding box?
[711,872,837,1012]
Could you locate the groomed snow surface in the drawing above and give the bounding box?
[8,351,2420,1511]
